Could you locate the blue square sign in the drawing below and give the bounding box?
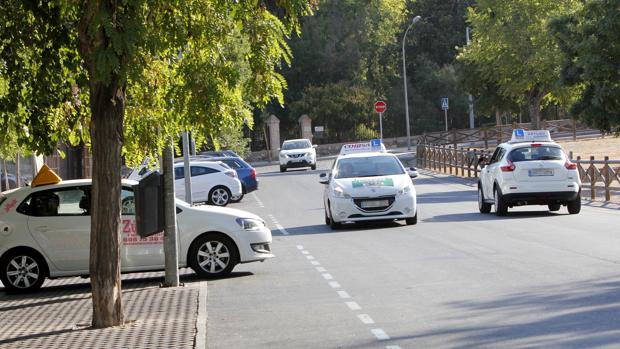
[514,129,525,137]
[370,139,381,147]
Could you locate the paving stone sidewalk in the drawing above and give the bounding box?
[0,270,203,349]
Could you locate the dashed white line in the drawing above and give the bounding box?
[357,314,375,324]
[274,223,289,235]
[337,290,350,299]
[386,346,402,349]
[252,192,265,208]
[301,250,309,255]
[371,328,390,341]
[296,245,304,250]
[310,261,320,266]
[306,255,315,260]
[345,301,361,311]
[315,267,326,272]
[322,273,333,280]
[328,281,341,289]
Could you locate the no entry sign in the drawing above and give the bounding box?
[374,101,387,113]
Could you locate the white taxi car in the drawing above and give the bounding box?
[279,138,317,172]
[478,129,581,216]
[319,140,418,229]
[0,171,273,293]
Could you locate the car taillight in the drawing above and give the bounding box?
[564,160,577,170]
[225,170,238,178]
[251,168,257,179]
[531,143,542,147]
[500,160,516,172]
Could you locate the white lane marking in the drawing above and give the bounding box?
[386,346,402,349]
[322,273,333,280]
[306,255,315,260]
[297,245,304,250]
[371,328,390,341]
[316,267,326,272]
[252,192,265,208]
[357,314,375,324]
[328,281,341,289]
[337,290,350,299]
[274,223,289,235]
[301,250,309,255]
[195,281,208,349]
[345,301,361,311]
[310,261,320,266]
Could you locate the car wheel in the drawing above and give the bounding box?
[478,186,492,213]
[208,186,231,206]
[494,187,508,216]
[0,249,47,293]
[311,164,316,170]
[548,203,561,212]
[188,234,239,278]
[328,202,341,229]
[280,166,286,173]
[567,193,581,214]
[405,212,418,225]
[324,208,331,226]
[230,193,244,203]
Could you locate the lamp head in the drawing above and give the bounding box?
[412,16,422,24]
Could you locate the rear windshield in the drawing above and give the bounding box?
[282,140,311,150]
[508,145,564,162]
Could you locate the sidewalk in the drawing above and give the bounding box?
[0,270,205,349]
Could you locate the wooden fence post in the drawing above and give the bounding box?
[473,149,478,178]
[572,119,577,141]
[483,127,488,149]
[589,156,596,200]
[603,156,611,202]
[467,148,472,177]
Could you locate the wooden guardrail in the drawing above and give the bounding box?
[416,143,620,203]
[417,119,586,147]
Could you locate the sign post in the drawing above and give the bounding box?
[374,101,387,140]
[441,97,449,131]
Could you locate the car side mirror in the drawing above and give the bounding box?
[478,156,488,169]
[319,172,330,184]
[407,167,419,179]
[312,144,317,148]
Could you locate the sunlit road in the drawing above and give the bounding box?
[206,157,620,349]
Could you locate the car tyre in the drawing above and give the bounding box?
[208,186,231,206]
[230,193,244,203]
[0,249,47,293]
[327,203,341,230]
[311,164,316,170]
[405,212,418,225]
[478,186,492,213]
[567,193,581,214]
[548,203,561,212]
[280,166,286,173]
[494,187,508,216]
[188,234,239,279]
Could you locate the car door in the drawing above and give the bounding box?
[190,165,220,201]
[482,147,504,199]
[120,187,165,269]
[25,186,91,272]
[174,165,190,202]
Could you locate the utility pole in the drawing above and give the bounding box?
[466,27,475,129]
[182,132,192,205]
[162,137,179,287]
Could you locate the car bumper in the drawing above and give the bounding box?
[329,194,416,223]
[232,226,275,262]
[279,156,316,167]
[499,182,580,205]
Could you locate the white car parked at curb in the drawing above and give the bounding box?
[0,177,273,293]
[478,129,581,216]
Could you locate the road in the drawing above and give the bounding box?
[206,158,620,349]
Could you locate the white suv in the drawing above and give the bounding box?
[279,139,317,172]
[478,129,581,216]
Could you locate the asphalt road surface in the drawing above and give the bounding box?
[206,158,620,349]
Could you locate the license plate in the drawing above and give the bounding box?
[361,200,389,208]
[528,169,554,176]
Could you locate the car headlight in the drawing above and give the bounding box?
[279,153,286,158]
[236,218,265,231]
[307,152,314,157]
[332,187,351,199]
[397,185,412,196]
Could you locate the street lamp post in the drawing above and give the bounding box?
[402,15,421,151]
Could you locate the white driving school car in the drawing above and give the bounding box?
[0,171,273,293]
[478,129,581,216]
[319,140,418,229]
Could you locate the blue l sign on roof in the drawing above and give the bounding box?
[370,139,381,147]
[514,129,525,137]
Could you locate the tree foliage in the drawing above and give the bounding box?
[551,0,620,134]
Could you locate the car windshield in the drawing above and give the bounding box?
[335,155,404,179]
[282,141,311,150]
[509,145,564,162]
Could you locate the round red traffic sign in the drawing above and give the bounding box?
[374,101,387,113]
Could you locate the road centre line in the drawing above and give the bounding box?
[301,250,309,254]
[310,261,320,266]
[357,314,375,324]
[371,328,390,341]
[328,281,341,288]
[296,245,304,250]
[385,346,402,349]
[316,267,326,272]
[306,255,315,260]
[322,273,333,280]
[251,192,265,208]
[337,290,350,299]
[345,301,361,311]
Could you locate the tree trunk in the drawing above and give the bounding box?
[88,79,125,328]
[495,109,501,126]
[2,159,8,190]
[15,154,21,187]
[527,87,544,129]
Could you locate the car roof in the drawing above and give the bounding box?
[283,139,310,143]
[501,141,560,149]
[4,178,139,195]
[337,152,395,160]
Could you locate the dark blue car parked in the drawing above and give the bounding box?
[206,156,258,202]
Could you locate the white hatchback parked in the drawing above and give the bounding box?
[478,129,581,216]
[173,161,242,206]
[0,178,273,293]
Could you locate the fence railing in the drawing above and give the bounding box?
[417,119,587,147]
[416,143,620,203]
